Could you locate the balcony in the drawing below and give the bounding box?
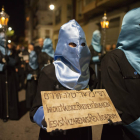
[82,0,139,18]
[82,0,109,14]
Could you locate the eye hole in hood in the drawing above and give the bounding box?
[69,42,77,48]
[81,43,85,47]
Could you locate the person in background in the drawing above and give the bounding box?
[38,38,54,71]
[105,44,112,53]
[30,19,97,140]
[15,44,24,90]
[89,30,103,88]
[34,38,44,56]
[101,7,140,140]
[0,34,19,122]
[111,44,116,50]
[26,43,39,109]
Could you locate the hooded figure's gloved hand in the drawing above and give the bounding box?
[108,119,124,126]
[50,129,66,136]
[108,109,124,126]
[33,106,47,130]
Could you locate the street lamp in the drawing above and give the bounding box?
[49,4,55,10]
[100,12,109,54]
[0,6,9,120]
[0,6,9,31]
[100,12,109,29]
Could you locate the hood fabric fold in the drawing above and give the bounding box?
[0,32,10,55]
[29,50,38,70]
[117,7,140,74]
[42,38,54,58]
[91,30,102,53]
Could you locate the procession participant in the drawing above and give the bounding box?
[34,38,44,56]
[38,38,54,71]
[89,30,103,88]
[15,44,25,90]
[30,19,97,140]
[0,34,19,122]
[26,43,38,109]
[101,7,140,140]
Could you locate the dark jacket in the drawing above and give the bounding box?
[30,64,97,140]
[101,49,140,140]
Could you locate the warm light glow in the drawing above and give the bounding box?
[105,21,109,27]
[49,4,55,10]
[1,17,5,25]
[0,7,9,27]
[2,6,4,12]
[8,40,11,43]
[101,21,109,28]
[26,17,29,21]
[0,17,9,26]
[100,12,109,29]
[8,27,12,31]
[5,18,9,25]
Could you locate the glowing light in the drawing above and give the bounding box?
[0,24,2,28]
[1,17,5,25]
[8,27,12,31]
[100,12,109,29]
[49,4,55,10]
[0,7,9,27]
[8,40,11,43]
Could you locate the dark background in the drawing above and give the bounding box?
[0,0,25,42]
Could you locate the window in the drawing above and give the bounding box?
[55,7,61,25]
[67,5,73,21]
[45,30,50,38]
[78,0,83,17]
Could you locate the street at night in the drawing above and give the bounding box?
[0,0,140,140]
[0,90,39,140]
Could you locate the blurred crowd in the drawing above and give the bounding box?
[0,36,54,121]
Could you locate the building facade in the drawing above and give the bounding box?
[25,0,53,45]
[52,0,74,48]
[25,0,140,50]
[52,0,140,50]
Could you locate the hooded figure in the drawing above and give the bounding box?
[30,19,97,140]
[91,30,102,53]
[38,38,54,71]
[53,20,91,90]
[26,44,39,109]
[101,7,140,140]
[0,33,19,121]
[89,30,102,88]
